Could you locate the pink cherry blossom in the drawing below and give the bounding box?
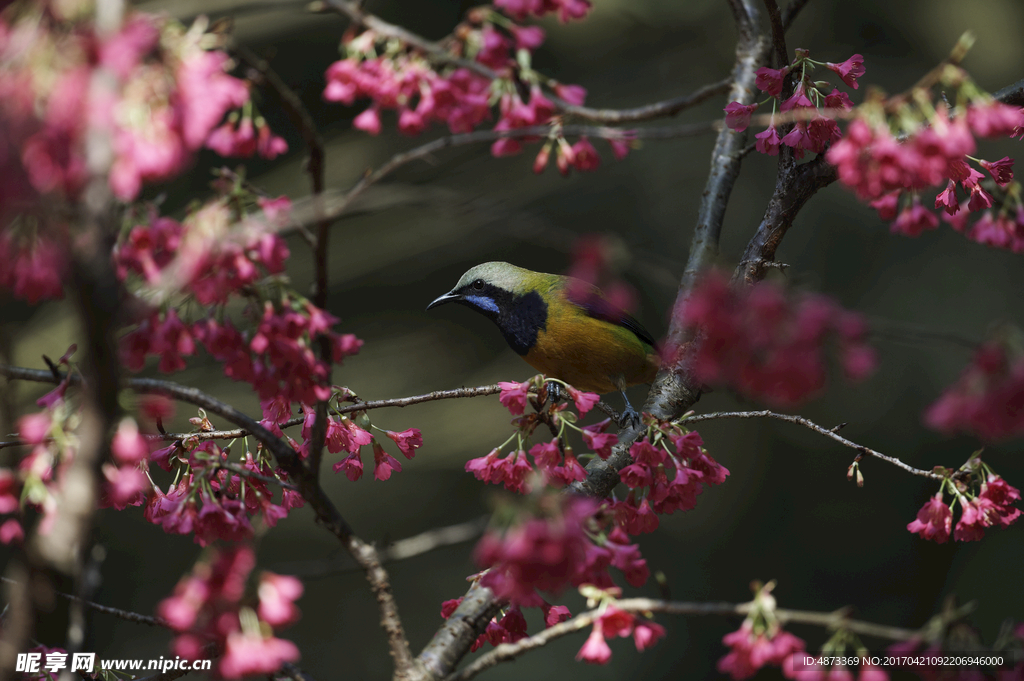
[906,493,952,543]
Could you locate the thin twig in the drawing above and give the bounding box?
[0,576,168,628]
[310,122,717,230]
[275,516,488,579]
[0,370,508,431]
[447,597,921,681]
[681,411,944,479]
[212,461,301,492]
[557,79,733,123]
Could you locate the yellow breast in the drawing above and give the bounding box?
[523,293,659,394]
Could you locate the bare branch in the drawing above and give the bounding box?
[316,122,716,229]
[994,77,1024,106]
[682,410,944,479]
[276,516,488,579]
[0,576,168,628]
[762,0,788,68]
[557,79,733,123]
[733,154,838,284]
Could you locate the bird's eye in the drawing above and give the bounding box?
[472,279,485,290]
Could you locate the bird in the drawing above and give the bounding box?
[427,262,660,424]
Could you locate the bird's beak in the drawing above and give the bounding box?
[426,291,459,311]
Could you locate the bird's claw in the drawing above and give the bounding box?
[618,405,641,430]
[544,380,565,406]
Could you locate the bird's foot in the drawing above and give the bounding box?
[617,390,642,429]
[544,380,565,406]
[618,404,642,430]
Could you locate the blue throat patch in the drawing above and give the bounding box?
[453,282,548,356]
[464,295,500,314]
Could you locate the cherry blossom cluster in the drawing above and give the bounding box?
[493,0,593,22]
[441,597,571,652]
[0,228,66,304]
[475,496,650,604]
[0,8,284,206]
[322,6,628,172]
[675,271,877,406]
[612,421,729,534]
[115,194,362,406]
[3,348,82,546]
[156,545,302,677]
[906,455,1020,544]
[465,377,603,493]
[825,64,1024,250]
[717,582,808,680]
[3,410,60,547]
[324,35,492,137]
[575,590,666,665]
[146,438,305,547]
[285,401,423,482]
[115,196,291,306]
[724,49,863,158]
[100,417,155,511]
[924,339,1024,441]
[463,493,649,651]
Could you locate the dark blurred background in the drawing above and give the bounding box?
[3,0,1024,678]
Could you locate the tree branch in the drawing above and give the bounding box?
[301,122,717,231]
[762,0,788,68]
[447,597,921,681]
[733,154,838,284]
[275,516,488,579]
[417,582,504,681]
[573,0,770,501]
[993,77,1024,106]
[0,576,168,628]
[557,79,733,123]
[682,410,944,479]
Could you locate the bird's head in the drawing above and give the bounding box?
[426,262,534,318]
